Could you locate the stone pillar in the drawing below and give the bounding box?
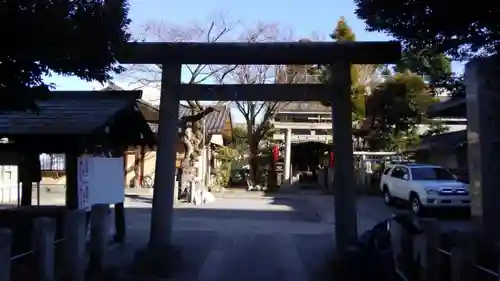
[64,210,87,281]
[465,54,500,242]
[284,128,292,183]
[330,61,358,253]
[149,63,181,248]
[33,217,56,281]
[0,228,12,281]
[89,204,110,271]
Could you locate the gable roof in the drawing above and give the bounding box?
[137,100,231,134]
[0,90,142,136]
[427,97,466,118]
[417,130,467,151]
[178,105,231,134]
[99,84,232,135]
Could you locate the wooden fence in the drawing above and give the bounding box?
[393,217,499,281]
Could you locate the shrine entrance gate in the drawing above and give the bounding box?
[117,41,401,253]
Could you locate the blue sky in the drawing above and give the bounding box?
[47,0,395,90]
[45,0,463,120]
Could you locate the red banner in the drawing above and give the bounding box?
[329,152,335,168]
[272,145,279,161]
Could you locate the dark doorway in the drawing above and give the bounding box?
[291,142,330,185]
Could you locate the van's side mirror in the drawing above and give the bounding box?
[403,174,409,181]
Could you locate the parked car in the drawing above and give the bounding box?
[380,163,470,215]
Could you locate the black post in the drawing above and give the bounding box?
[114,202,126,243]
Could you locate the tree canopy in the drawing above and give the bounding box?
[359,71,436,150]
[1,0,131,110]
[320,17,379,123]
[354,0,500,61]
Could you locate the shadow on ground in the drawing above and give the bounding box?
[125,193,323,223]
[115,202,335,281]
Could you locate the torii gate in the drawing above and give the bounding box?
[117,41,401,254]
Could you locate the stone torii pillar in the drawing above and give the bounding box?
[148,63,181,249]
[465,54,500,243]
[330,62,358,252]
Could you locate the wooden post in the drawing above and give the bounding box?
[133,146,141,188]
[140,146,145,187]
[63,209,87,281]
[89,204,110,271]
[450,232,475,281]
[114,202,126,244]
[0,228,12,281]
[420,218,440,281]
[65,152,79,209]
[330,61,358,253]
[33,217,56,281]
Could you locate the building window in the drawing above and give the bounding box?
[40,154,65,171]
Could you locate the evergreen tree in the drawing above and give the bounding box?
[354,0,500,61]
[321,17,375,123]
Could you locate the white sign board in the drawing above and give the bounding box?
[77,156,125,210]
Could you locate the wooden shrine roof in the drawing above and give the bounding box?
[143,103,232,135]
[0,90,143,136]
[414,130,467,152]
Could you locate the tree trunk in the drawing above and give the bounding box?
[181,134,194,168]
[249,139,259,184]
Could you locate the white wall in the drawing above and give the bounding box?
[0,165,19,204]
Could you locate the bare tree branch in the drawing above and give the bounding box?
[123,13,241,105]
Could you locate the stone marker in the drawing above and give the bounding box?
[64,209,87,281]
[466,54,500,242]
[89,204,110,271]
[33,217,56,281]
[0,227,12,281]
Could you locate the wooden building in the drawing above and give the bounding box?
[37,84,234,189]
[125,100,233,188]
[0,89,155,205]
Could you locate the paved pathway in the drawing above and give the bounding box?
[123,195,336,281]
